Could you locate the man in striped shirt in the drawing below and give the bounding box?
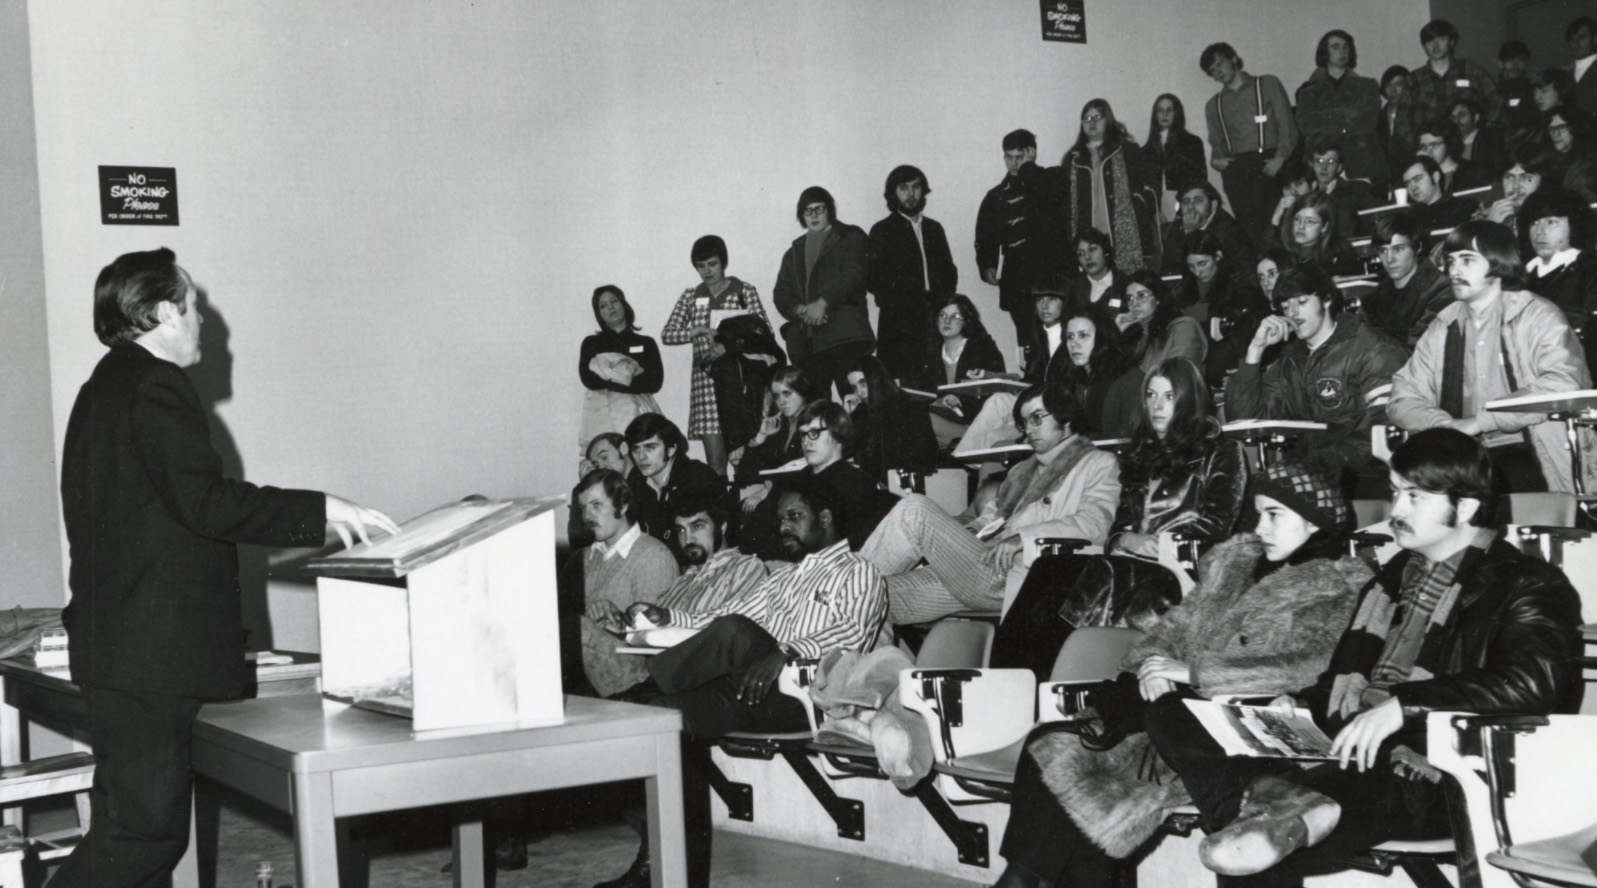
[598,481,886,888]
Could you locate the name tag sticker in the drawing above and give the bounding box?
[1455,79,1470,88]
[694,296,709,308]
[1509,98,1521,107]
[1253,114,1269,123]
[629,345,645,354]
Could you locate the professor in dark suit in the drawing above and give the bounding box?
[52,248,397,888]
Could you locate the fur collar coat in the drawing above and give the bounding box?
[1027,534,1368,858]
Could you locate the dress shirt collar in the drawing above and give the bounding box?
[795,540,851,573]
[1528,249,1581,276]
[593,523,643,561]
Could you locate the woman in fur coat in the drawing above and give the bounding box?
[993,463,1369,888]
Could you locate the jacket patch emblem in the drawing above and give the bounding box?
[1315,377,1345,407]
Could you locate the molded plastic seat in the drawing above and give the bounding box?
[1485,821,1597,887]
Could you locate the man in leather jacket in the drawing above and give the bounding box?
[1142,428,1583,886]
[1225,263,1409,492]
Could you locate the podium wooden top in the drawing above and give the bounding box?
[307,496,562,578]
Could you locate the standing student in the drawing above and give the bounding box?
[661,235,772,476]
[868,165,959,381]
[772,186,874,399]
[1201,42,1299,240]
[1296,30,1388,188]
[1061,98,1159,274]
[977,129,1068,357]
[55,248,397,888]
[579,285,665,463]
[1144,93,1207,222]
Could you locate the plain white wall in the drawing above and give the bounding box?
[25,0,1430,648]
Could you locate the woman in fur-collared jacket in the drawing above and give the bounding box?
[991,464,1368,888]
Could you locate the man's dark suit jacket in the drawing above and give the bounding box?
[867,212,958,377]
[60,343,325,700]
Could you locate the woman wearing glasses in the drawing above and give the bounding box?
[919,294,1007,448]
[1062,99,1159,275]
[1120,270,1208,376]
[1544,107,1597,201]
[1276,192,1362,278]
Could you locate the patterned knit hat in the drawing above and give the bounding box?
[1248,462,1350,533]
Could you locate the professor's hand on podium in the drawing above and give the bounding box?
[326,494,401,550]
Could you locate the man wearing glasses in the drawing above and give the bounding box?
[1308,143,1376,238]
[1361,214,1452,348]
[860,381,1120,624]
[773,185,873,400]
[794,401,892,550]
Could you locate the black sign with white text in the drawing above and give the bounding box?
[1040,0,1086,43]
[99,166,179,225]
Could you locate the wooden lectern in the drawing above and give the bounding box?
[305,496,564,731]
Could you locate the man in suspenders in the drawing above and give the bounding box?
[1200,43,1299,244]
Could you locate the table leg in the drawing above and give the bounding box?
[451,818,486,888]
[292,772,340,888]
[0,676,20,830]
[646,731,687,888]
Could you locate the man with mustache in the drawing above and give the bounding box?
[1160,181,1255,276]
[1142,428,1581,883]
[650,486,768,619]
[574,468,679,697]
[868,164,958,380]
[1389,219,1594,492]
[597,481,887,888]
[1226,263,1407,487]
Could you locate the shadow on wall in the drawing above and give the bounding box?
[185,287,275,650]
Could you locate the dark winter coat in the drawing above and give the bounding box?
[1028,535,1367,858]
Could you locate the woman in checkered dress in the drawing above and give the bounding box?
[661,235,772,476]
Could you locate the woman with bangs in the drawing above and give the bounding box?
[1144,93,1207,222]
[1278,191,1363,278]
[1063,98,1160,274]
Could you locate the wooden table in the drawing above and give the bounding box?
[190,694,685,888]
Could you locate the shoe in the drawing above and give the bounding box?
[1198,775,1341,876]
[592,852,650,888]
[494,828,529,871]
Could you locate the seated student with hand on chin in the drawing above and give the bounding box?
[1225,262,1409,487]
[860,381,1120,624]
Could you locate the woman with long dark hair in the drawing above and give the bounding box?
[920,294,1007,447]
[1063,98,1159,274]
[1178,231,1270,385]
[1520,188,1597,367]
[735,366,821,512]
[1120,270,1207,375]
[846,355,939,483]
[1144,93,1206,223]
[1058,306,1142,439]
[994,356,1247,676]
[577,284,663,464]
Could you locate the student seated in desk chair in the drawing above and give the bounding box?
[55,248,399,888]
[1225,262,1409,495]
[1360,213,1453,349]
[1388,219,1596,494]
[996,358,1247,677]
[594,481,888,888]
[994,462,1366,888]
[1141,428,1583,885]
[859,381,1121,625]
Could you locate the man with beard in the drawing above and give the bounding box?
[1160,181,1255,275]
[1390,220,1593,493]
[1142,428,1581,884]
[652,486,767,618]
[868,164,958,380]
[1225,263,1408,487]
[596,481,887,888]
[1360,214,1452,348]
[574,468,679,697]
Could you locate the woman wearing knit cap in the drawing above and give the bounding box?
[992,462,1368,888]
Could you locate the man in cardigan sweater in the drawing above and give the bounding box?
[575,468,679,697]
[860,381,1121,624]
[1142,429,1582,884]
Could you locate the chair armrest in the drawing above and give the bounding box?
[901,667,1038,762]
[1514,526,1592,543]
[1037,679,1109,723]
[777,659,823,735]
[1450,714,1550,733]
[1035,538,1089,557]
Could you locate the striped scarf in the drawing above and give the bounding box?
[1326,529,1494,719]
